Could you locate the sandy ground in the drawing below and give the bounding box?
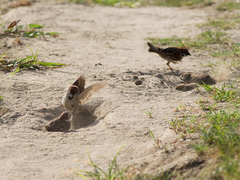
[0,1,218,179]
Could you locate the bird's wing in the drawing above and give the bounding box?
[78,81,107,105]
[161,47,182,61]
[73,74,85,93]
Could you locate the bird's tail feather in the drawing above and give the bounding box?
[147,42,161,53]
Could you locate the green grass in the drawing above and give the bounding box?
[0,46,65,77]
[143,107,154,118]
[169,113,204,140]
[68,0,141,7]
[75,146,175,179]
[147,0,213,7]
[199,82,238,103]
[171,82,240,179]
[148,30,229,49]
[69,0,213,7]
[196,13,240,70]
[0,21,59,38]
[199,19,236,30]
[148,128,161,149]
[217,2,240,11]
[200,109,240,179]
[75,146,131,180]
[198,13,240,30]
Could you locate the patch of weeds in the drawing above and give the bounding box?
[196,13,240,69]
[75,146,131,180]
[0,46,65,77]
[201,109,240,179]
[148,128,161,149]
[169,114,204,140]
[194,82,240,179]
[192,143,209,156]
[0,20,59,38]
[69,0,214,7]
[147,37,188,48]
[217,2,240,11]
[196,97,214,111]
[69,0,142,7]
[199,82,239,103]
[148,30,229,49]
[174,104,187,112]
[199,19,237,30]
[143,107,153,118]
[210,43,240,68]
[191,30,229,48]
[148,0,214,7]
[168,82,240,178]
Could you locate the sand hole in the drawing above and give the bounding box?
[70,99,114,130]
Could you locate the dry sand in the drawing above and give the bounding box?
[0,1,221,179]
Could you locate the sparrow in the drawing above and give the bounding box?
[43,112,70,132]
[147,42,191,70]
[62,74,107,112]
[181,73,216,85]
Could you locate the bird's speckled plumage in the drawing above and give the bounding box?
[147,42,191,70]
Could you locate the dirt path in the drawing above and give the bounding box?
[0,1,212,179]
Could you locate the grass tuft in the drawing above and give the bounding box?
[75,146,131,180]
[143,107,154,118]
[0,46,65,77]
[148,128,161,149]
[170,81,240,179]
[0,20,59,38]
[147,30,229,49]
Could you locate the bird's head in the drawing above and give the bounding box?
[179,48,191,56]
[67,85,79,100]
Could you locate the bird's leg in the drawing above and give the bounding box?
[166,61,173,71]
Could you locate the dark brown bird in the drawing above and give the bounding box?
[181,73,216,85]
[62,74,107,112]
[147,42,191,70]
[43,112,70,132]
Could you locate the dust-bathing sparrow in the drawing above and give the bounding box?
[147,42,191,70]
[181,73,216,85]
[62,75,107,112]
[44,112,70,132]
